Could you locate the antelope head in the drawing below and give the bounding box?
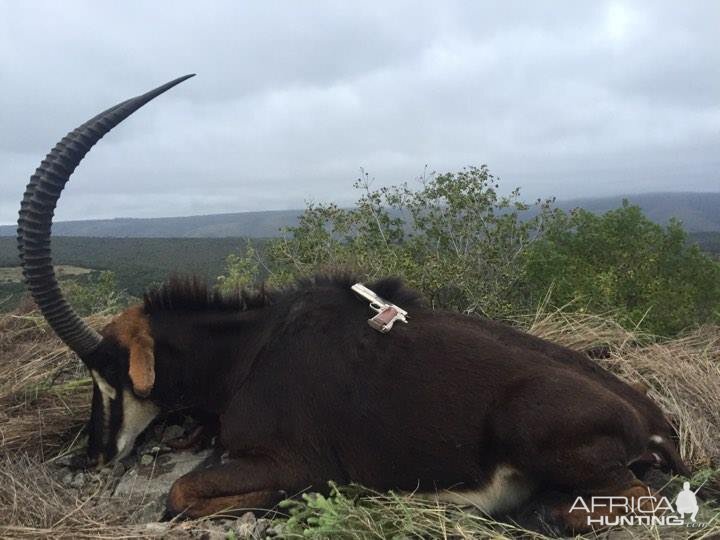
[17,75,194,465]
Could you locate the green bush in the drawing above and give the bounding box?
[61,270,129,316]
[216,243,262,294]
[522,201,720,336]
[262,166,557,318]
[218,168,720,335]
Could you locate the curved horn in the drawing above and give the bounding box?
[17,74,195,358]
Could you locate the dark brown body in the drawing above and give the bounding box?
[93,275,686,524]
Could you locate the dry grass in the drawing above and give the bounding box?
[0,454,233,539]
[1,307,719,538]
[0,311,111,459]
[1,453,149,539]
[527,307,720,469]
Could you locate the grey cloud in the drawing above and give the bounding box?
[1,1,718,224]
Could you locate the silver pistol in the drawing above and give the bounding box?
[351,283,409,333]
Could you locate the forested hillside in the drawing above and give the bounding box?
[2,192,719,237]
[0,237,266,308]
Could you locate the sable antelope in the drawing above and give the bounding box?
[17,75,689,531]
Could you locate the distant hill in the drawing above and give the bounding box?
[556,192,720,233]
[0,210,302,238]
[1,192,718,237]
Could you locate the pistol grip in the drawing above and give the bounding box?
[368,306,399,333]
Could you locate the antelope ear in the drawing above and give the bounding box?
[128,332,155,398]
[103,306,155,397]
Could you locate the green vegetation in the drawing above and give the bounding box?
[692,231,720,257]
[216,243,262,294]
[61,271,131,316]
[257,166,558,319]
[523,203,720,336]
[219,167,720,336]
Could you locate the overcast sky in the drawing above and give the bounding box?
[1,1,718,224]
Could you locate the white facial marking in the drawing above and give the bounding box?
[115,389,160,460]
[421,465,532,515]
[90,369,116,442]
[650,435,664,444]
[91,369,117,400]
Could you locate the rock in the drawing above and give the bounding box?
[51,447,225,525]
[134,497,167,524]
[61,471,74,486]
[69,472,86,489]
[114,448,213,522]
[114,468,138,495]
[111,461,126,477]
[162,424,186,442]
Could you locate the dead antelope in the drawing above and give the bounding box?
[16,75,689,531]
